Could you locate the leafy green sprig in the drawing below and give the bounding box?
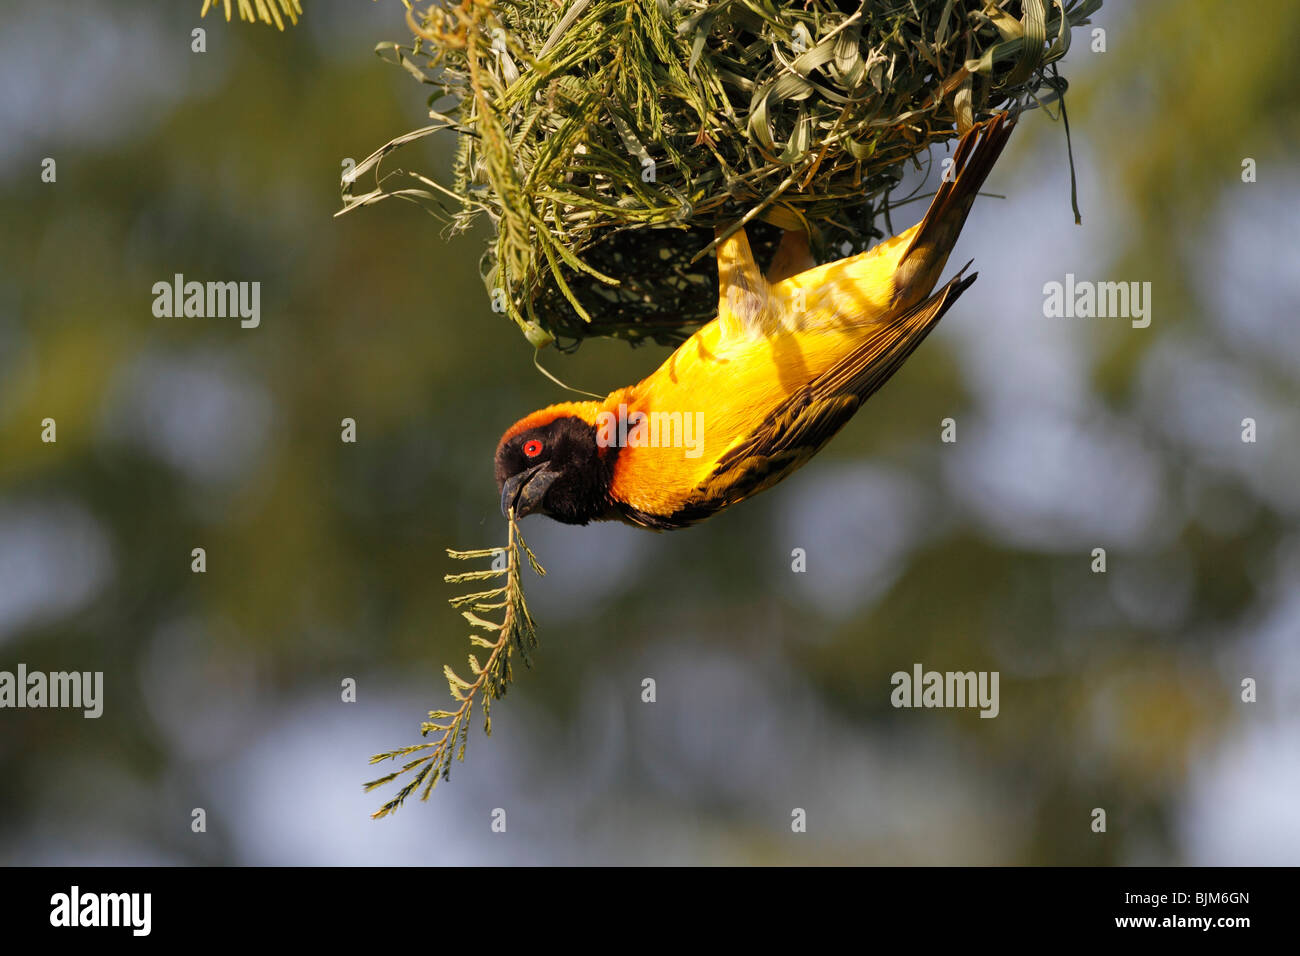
[365,509,544,819]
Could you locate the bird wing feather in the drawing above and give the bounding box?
[616,272,975,528]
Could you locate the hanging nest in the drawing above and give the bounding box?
[341,0,1101,349]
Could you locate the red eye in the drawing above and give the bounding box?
[523,439,543,458]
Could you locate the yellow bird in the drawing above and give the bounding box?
[497,112,1015,529]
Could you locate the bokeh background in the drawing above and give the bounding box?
[1,0,1298,865]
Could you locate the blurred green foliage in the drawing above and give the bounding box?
[0,0,1297,864]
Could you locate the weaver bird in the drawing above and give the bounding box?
[497,112,1015,530]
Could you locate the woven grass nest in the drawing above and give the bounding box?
[342,0,1101,349]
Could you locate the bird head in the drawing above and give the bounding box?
[494,402,612,525]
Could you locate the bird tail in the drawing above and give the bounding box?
[892,111,1016,311]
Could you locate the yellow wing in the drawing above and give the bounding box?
[607,113,1015,526]
[610,272,974,528]
[605,224,938,525]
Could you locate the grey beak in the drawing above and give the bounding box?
[500,463,559,518]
